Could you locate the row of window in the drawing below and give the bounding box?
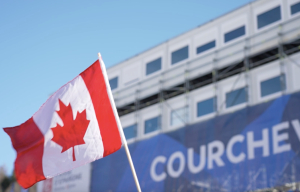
[123,74,286,140]
[109,2,300,91]
[124,116,161,140]
[196,75,285,117]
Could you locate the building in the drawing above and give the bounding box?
[108,0,300,144]
[94,0,300,191]
[38,0,300,191]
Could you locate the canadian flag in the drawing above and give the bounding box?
[4,58,122,188]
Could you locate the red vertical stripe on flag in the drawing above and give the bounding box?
[80,60,122,157]
[4,118,45,188]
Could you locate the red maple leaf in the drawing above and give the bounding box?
[51,100,90,161]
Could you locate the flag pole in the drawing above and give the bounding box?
[98,53,142,192]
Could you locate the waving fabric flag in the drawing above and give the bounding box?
[4,59,122,189]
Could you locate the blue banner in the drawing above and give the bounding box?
[91,92,300,192]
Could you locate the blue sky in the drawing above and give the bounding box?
[0,0,252,176]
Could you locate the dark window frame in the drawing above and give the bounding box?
[226,87,248,108]
[257,6,282,29]
[171,46,189,65]
[109,76,118,90]
[146,57,162,76]
[224,26,246,43]
[196,40,216,54]
[260,75,285,97]
[123,124,137,140]
[291,2,300,15]
[197,97,216,117]
[144,116,161,134]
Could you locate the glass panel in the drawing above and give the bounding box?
[197,97,215,117]
[260,75,285,97]
[226,87,247,108]
[171,46,189,65]
[224,26,245,43]
[257,6,281,29]
[291,2,300,15]
[146,58,162,75]
[171,107,188,127]
[109,77,118,90]
[196,40,216,54]
[145,116,160,134]
[123,124,136,140]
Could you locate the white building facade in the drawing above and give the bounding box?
[107,0,300,143]
[91,0,300,191]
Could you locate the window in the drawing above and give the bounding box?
[145,116,161,134]
[196,40,216,54]
[260,75,285,97]
[171,46,189,65]
[291,2,300,15]
[226,87,247,108]
[197,97,215,117]
[224,26,245,43]
[109,77,118,90]
[257,6,281,29]
[124,124,137,140]
[171,107,188,127]
[146,58,162,75]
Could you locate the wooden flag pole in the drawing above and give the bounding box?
[98,53,142,192]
